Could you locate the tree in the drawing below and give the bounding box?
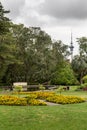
[51,62,78,85]
[72,37,87,84]
[77,37,87,55]
[72,55,87,84]
[0,2,10,35]
[0,3,18,84]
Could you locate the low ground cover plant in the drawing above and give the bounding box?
[0,95,27,106]
[46,95,85,104]
[13,91,85,105]
[0,94,47,106]
[27,99,47,106]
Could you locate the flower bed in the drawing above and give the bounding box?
[46,95,85,104]
[27,99,47,106]
[0,95,27,106]
[0,95,47,106]
[13,91,55,99]
[12,91,85,105]
[33,92,55,99]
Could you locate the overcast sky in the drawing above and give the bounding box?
[1,0,87,55]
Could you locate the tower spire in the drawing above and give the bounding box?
[69,31,74,62]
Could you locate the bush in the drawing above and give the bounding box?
[56,86,64,95]
[82,75,87,83]
[80,83,87,91]
[13,85,23,92]
[39,84,45,91]
[80,83,87,88]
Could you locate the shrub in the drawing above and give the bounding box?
[80,83,87,89]
[82,75,87,83]
[39,84,45,91]
[13,85,23,92]
[56,86,64,95]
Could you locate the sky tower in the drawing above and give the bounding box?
[69,32,74,62]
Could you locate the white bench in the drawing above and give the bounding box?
[13,82,27,91]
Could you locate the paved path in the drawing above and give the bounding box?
[39,100,60,106]
[46,101,60,106]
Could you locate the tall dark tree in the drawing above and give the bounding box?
[0,2,10,35]
[0,3,18,85]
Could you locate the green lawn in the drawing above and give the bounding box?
[56,91,87,98]
[0,89,87,130]
[55,86,87,98]
[0,102,87,130]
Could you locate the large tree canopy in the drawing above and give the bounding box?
[0,2,78,86]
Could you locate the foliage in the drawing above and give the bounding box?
[0,2,10,35]
[0,3,21,84]
[80,83,87,89]
[82,75,87,83]
[39,84,45,90]
[77,37,87,55]
[72,37,87,84]
[72,55,87,84]
[51,62,78,85]
[13,85,23,92]
[56,86,64,95]
[0,19,69,85]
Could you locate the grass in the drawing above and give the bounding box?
[0,103,87,130]
[56,90,87,98]
[0,88,87,130]
[55,85,87,98]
